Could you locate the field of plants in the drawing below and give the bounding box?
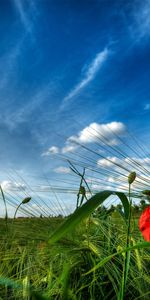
[1,127,150,300]
[0,170,150,300]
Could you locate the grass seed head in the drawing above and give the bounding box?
[22,197,31,204]
[128,172,136,184]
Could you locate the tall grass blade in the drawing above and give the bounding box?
[0,185,8,222]
[49,190,129,243]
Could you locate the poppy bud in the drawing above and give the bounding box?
[128,172,136,184]
[142,190,150,196]
[139,206,150,241]
[22,197,31,204]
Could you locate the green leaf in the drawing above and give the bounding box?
[49,190,129,244]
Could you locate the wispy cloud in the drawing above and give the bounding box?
[129,0,150,42]
[60,48,109,110]
[3,81,55,131]
[13,0,37,36]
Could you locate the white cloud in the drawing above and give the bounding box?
[97,156,150,180]
[43,122,126,163]
[42,146,59,156]
[125,157,150,165]
[68,122,126,145]
[54,166,71,174]
[62,144,77,153]
[1,180,26,191]
[97,156,122,168]
[61,48,109,109]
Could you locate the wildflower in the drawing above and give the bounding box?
[139,206,150,241]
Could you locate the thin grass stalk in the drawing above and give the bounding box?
[0,185,8,228]
[119,183,132,300]
[14,197,31,219]
[14,203,22,219]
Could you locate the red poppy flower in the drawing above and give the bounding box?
[139,206,150,241]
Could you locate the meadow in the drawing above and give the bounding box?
[1,129,150,300]
[0,185,150,300]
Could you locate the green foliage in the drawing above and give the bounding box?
[0,189,149,300]
[49,190,129,244]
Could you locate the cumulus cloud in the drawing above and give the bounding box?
[61,48,109,109]
[68,122,126,145]
[54,166,71,174]
[62,144,78,154]
[1,180,26,191]
[97,156,150,178]
[97,156,122,168]
[42,146,59,156]
[42,122,126,160]
[42,142,77,158]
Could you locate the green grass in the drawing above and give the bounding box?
[0,169,149,299]
[0,201,149,300]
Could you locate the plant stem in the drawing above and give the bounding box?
[14,203,22,219]
[119,184,132,300]
[0,185,8,228]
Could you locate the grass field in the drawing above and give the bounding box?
[0,185,150,300]
[1,132,150,300]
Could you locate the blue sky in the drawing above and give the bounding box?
[0,0,150,216]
